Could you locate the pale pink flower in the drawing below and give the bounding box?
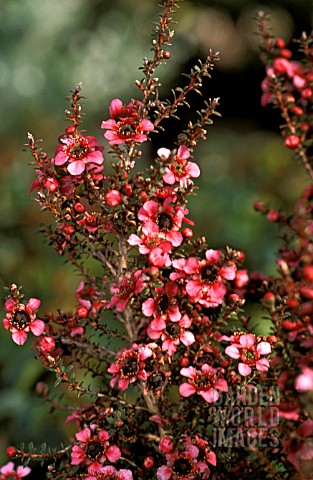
[162,145,200,188]
[295,367,313,391]
[0,462,31,479]
[224,333,271,376]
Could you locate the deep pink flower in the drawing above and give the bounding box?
[147,314,195,356]
[71,427,121,471]
[105,270,146,312]
[224,333,271,376]
[137,197,191,248]
[128,224,172,267]
[55,135,104,176]
[85,466,133,479]
[77,212,114,233]
[161,145,200,188]
[171,249,236,308]
[101,98,154,145]
[142,281,181,323]
[157,440,211,480]
[108,343,153,390]
[179,364,228,403]
[3,297,44,346]
[0,462,31,480]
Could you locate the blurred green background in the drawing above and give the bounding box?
[0,0,312,474]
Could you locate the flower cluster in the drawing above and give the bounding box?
[1,4,313,480]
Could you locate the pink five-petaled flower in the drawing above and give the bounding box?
[147,314,195,356]
[71,427,121,472]
[157,442,210,480]
[142,281,181,325]
[105,270,146,312]
[108,343,153,391]
[137,197,192,248]
[3,298,44,346]
[54,134,104,176]
[161,145,200,189]
[85,465,133,480]
[101,98,154,145]
[0,462,31,480]
[179,364,228,403]
[224,333,272,376]
[174,249,236,308]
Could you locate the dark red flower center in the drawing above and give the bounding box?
[85,440,104,460]
[117,278,135,299]
[172,456,193,475]
[165,322,180,338]
[84,214,102,228]
[200,264,219,283]
[121,356,139,377]
[68,142,88,159]
[157,213,173,231]
[11,310,30,330]
[158,294,169,313]
[118,122,136,138]
[241,349,257,365]
[147,371,165,389]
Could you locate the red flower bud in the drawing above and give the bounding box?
[180,357,190,367]
[123,183,133,196]
[144,456,155,469]
[182,227,193,238]
[280,48,292,58]
[65,125,76,134]
[290,106,304,116]
[73,202,85,213]
[285,135,300,149]
[275,38,285,49]
[140,191,148,202]
[77,306,89,318]
[302,88,312,99]
[303,265,313,282]
[267,209,280,222]
[105,189,122,207]
[64,224,75,236]
[6,446,17,458]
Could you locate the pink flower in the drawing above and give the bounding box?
[77,212,114,233]
[179,364,228,403]
[105,270,146,312]
[108,343,153,390]
[55,134,104,176]
[138,197,191,248]
[128,223,172,267]
[157,439,211,480]
[142,281,181,323]
[3,297,44,346]
[85,466,133,479]
[147,314,195,356]
[0,462,31,480]
[295,367,313,391]
[162,145,200,188]
[172,249,236,308]
[224,333,271,376]
[101,98,154,145]
[71,427,121,471]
